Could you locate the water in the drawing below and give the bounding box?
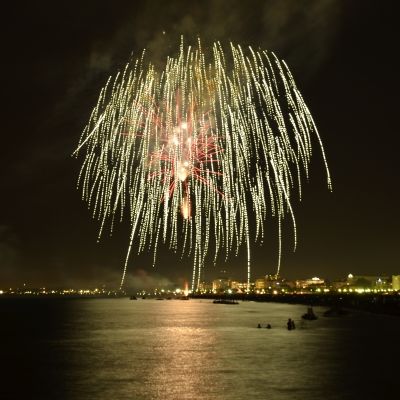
[1,298,398,399]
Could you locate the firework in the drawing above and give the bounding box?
[74,39,331,290]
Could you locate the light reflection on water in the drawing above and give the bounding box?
[1,298,399,399]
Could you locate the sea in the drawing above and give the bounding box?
[1,298,398,400]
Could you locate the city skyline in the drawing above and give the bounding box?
[2,271,399,296]
[1,0,399,287]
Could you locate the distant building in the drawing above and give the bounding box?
[230,281,254,293]
[229,280,241,292]
[283,280,296,290]
[347,273,390,289]
[198,281,213,293]
[212,278,230,292]
[255,278,266,290]
[296,277,325,289]
[264,274,285,290]
[392,275,400,291]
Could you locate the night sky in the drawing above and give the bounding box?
[1,0,398,289]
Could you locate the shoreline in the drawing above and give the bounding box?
[191,293,400,317]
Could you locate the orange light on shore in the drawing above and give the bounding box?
[183,282,189,297]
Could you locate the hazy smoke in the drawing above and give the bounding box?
[124,269,174,291]
[85,0,341,79]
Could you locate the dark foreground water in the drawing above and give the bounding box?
[1,298,399,400]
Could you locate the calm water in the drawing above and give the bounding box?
[1,298,398,400]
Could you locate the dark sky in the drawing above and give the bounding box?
[1,0,398,289]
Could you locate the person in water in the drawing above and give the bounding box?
[266,324,272,329]
[287,318,296,330]
[257,323,262,328]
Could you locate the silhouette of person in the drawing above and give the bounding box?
[257,323,262,328]
[266,324,272,329]
[287,318,292,330]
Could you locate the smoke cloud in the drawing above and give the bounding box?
[84,0,341,80]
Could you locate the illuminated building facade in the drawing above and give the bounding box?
[198,281,213,293]
[255,279,266,290]
[392,275,400,291]
[295,277,325,289]
[212,278,231,292]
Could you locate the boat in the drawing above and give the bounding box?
[302,306,318,320]
[213,299,239,305]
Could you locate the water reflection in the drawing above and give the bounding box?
[1,299,399,400]
[147,305,219,399]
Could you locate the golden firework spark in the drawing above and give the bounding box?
[74,38,331,291]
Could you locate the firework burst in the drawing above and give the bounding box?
[74,39,331,290]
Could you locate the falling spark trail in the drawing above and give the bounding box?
[74,39,331,291]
